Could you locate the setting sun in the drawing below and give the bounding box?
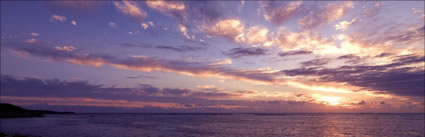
[313,95,343,106]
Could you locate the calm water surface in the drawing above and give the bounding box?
[1,113,424,137]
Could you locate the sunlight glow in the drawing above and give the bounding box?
[313,94,343,106]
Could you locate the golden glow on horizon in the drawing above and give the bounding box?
[313,94,343,106]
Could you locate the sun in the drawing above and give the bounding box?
[321,96,342,106]
[313,95,343,106]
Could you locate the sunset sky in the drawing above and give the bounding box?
[1,1,424,113]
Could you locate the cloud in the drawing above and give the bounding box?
[178,24,193,39]
[50,14,67,22]
[202,20,273,46]
[9,42,280,84]
[358,100,366,105]
[71,20,77,26]
[298,2,353,29]
[223,47,268,58]
[8,40,423,99]
[55,46,77,52]
[382,26,425,44]
[275,23,422,57]
[25,38,38,44]
[282,54,425,97]
[274,28,334,54]
[108,21,117,28]
[210,59,232,65]
[361,2,383,17]
[335,18,356,31]
[141,21,154,29]
[237,26,273,46]
[113,1,147,22]
[412,8,423,14]
[201,18,245,42]
[30,33,40,36]
[300,58,331,67]
[146,0,187,20]
[341,23,424,57]
[121,43,206,52]
[337,54,362,64]
[127,75,157,79]
[2,74,423,113]
[155,45,203,52]
[278,50,312,57]
[0,75,242,101]
[186,1,224,24]
[260,1,302,26]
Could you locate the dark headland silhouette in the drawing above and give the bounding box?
[0,103,74,118]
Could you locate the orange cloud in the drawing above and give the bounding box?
[141,21,154,29]
[1,96,177,108]
[25,38,38,44]
[202,18,245,42]
[50,14,67,22]
[274,27,334,54]
[178,24,192,39]
[260,1,302,26]
[71,20,77,26]
[55,46,77,52]
[146,0,186,19]
[299,2,353,29]
[113,1,147,22]
[335,18,357,31]
[238,26,274,46]
[210,58,232,65]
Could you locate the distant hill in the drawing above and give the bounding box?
[0,103,74,118]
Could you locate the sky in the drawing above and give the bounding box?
[1,1,424,113]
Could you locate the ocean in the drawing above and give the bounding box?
[1,113,424,137]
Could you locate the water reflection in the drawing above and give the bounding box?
[1,113,424,137]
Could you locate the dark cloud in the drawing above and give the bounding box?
[1,75,240,102]
[127,75,157,79]
[223,47,268,58]
[162,88,190,96]
[300,58,331,67]
[190,92,237,98]
[278,50,312,57]
[20,103,239,113]
[282,54,425,97]
[156,45,205,52]
[2,74,421,113]
[1,75,115,98]
[120,43,206,52]
[137,84,161,95]
[375,53,393,58]
[337,54,362,64]
[337,54,360,60]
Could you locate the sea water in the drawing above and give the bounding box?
[1,113,424,137]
